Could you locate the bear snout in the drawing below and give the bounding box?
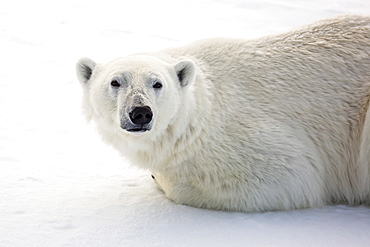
[129,106,153,125]
[120,105,153,133]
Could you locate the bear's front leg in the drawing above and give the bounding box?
[151,172,207,207]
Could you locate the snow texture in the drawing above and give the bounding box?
[1,0,370,246]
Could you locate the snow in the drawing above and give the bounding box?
[1,0,370,246]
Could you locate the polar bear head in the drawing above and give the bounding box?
[76,55,196,140]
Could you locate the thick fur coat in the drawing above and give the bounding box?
[76,15,370,212]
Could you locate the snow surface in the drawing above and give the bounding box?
[1,0,370,246]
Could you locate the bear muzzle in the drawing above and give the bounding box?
[120,106,153,133]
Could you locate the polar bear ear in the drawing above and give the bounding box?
[174,59,196,87]
[76,57,97,84]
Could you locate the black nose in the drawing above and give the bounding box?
[129,106,153,125]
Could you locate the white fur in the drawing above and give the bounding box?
[76,15,370,212]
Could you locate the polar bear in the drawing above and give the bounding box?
[76,15,370,212]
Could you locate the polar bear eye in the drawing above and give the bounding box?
[153,81,163,89]
[111,80,121,87]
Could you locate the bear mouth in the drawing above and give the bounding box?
[120,119,152,133]
[126,128,150,132]
[125,124,152,133]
